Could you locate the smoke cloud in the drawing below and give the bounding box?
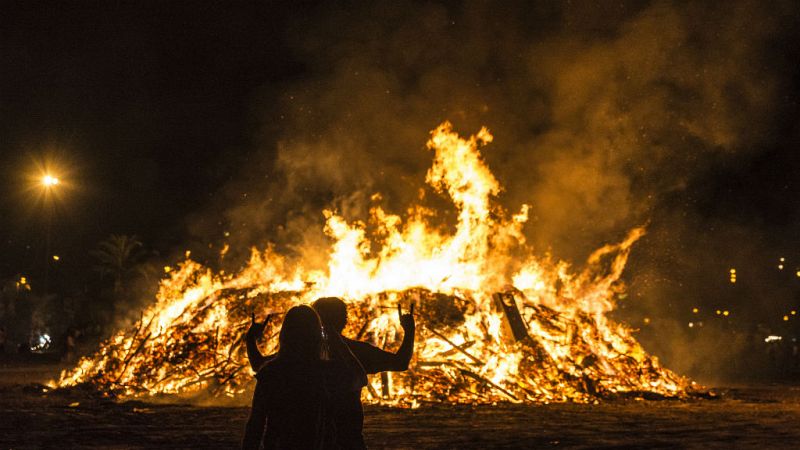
[191,1,798,378]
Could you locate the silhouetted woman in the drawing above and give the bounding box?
[242,304,366,449]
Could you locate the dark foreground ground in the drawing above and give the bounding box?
[2,363,800,449]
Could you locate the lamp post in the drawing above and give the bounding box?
[41,174,59,295]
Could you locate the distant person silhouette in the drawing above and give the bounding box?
[63,327,79,362]
[242,304,366,450]
[247,297,415,449]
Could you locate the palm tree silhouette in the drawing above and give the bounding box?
[91,234,144,295]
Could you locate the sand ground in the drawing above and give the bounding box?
[1,363,799,449]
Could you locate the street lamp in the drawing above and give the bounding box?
[40,172,60,295]
[42,174,60,187]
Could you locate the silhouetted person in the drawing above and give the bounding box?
[247,297,415,449]
[242,305,366,450]
[63,327,78,362]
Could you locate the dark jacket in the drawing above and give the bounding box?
[242,354,365,450]
[242,356,329,450]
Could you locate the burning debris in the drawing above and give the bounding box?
[57,122,694,405]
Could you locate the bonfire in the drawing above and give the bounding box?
[56,122,694,406]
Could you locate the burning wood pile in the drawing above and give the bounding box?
[57,122,695,405]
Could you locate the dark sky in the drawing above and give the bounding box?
[1,1,304,277]
[1,0,799,359]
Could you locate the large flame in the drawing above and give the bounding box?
[57,122,692,404]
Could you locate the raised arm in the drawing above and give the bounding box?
[245,313,271,373]
[394,303,416,370]
[349,303,416,374]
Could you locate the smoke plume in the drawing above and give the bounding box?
[192,0,798,379]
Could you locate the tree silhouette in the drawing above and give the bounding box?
[91,234,144,295]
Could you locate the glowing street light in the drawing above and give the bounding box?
[26,157,76,295]
[42,174,60,187]
[38,171,62,295]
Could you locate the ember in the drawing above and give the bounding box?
[56,122,693,405]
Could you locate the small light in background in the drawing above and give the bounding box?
[31,333,51,352]
[688,322,694,328]
[52,255,60,261]
[723,310,730,317]
[15,275,31,291]
[692,307,699,314]
[783,315,790,321]
[643,317,651,325]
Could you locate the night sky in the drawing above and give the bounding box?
[1,2,301,275]
[2,1,800,373]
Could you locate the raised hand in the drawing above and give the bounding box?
[398,302,415,332]
[247,312,272,339]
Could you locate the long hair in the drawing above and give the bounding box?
[277,305,323,362]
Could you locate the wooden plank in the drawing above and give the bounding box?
[492,292,529,342]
